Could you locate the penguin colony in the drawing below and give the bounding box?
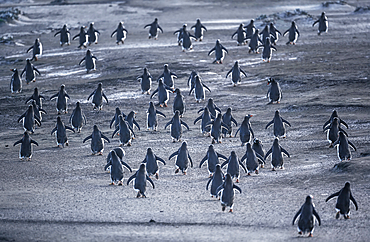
[9,10,359,237]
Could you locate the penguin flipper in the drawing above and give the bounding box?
[282,118,291,127]
[240,69,247,77]
[250,127,255,139]
[188,86,194,96]
[150,89,158,99]
[281,147,290,158]
[265,120,274,129]
[231,117,238,126]
[339,128,348,137]
[109,116,116,129]
[239,161,247,172]
[121,161,132,172]
[292,208,302,225]
[217,153,228,161]
[202,83,211,93]
[104,160,112,171]
[348,140,357,151]
[201,25,207,31]
[111,30,117,38]
[206,178,212,190]
[30,139,39,146]
[194,116,202,125]
[188,154,193,168]
[233,184,242,194]
[102,93,109,104]
[49,93,58,100]
[13,139,22,146]
[168,151,178,160]
[17,113,25,123]
[147,175,155,189]
[325,191,340,202]
[221,159,228,168]
[65,126,75,133]
[79,57,86,65]
[340,119,349,129]
[181,120,190,130]
[208,47,215,56]
[164,120,172,130]
[350,194,358,210]
[323,119,331,130]
[133,119,141,130]
[87,90,95,100]
[197,108,204,114]
[101,134,110,143]
[158,26,164,33]
[199,155,207,168]
[240,153,247,163]
[126,173,136,185]
[156,156,166,165]
[234,127,240,137]
[215,183,224,196]
[33,67,41,75]
[83,135,92,143]
[156,110,166,118]
[215,106,222,113]
[256,153,265,163]
[26,46,33,53]
[264,148,272,160]
[313,208,321,226]
[51,126,57,135]
[226,68,232,78]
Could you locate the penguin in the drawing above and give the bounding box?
[241,143,265,175]
[25,87,45,108]
[127,164,155,198]
[326,182,358,219]
[243,19,256,40]
[324,117,348,147]
[125,111,140,131]
[13,132,38,161]
[142,147,166,179]
[199,145,228,177]
[206,164,224,198]
[252,138,265,161]
[235,114,254,146]
[144,18,163,40]
[10,68,22,93]
[150,79,172,107]
[216,173,242,212]
[72,26,88,48]
[232,24,247,45]
[257,37,277,62]
[189,75,211,102]
[87,83,108,110]
[112,116,135,146]
[26,38,42,61]
[54,24,70,46]
[31,100,46,123]
[50,84,70,114]
[187,71,198,93]
[83,125,110,155]
[283,21,300,45]
[174,24,186,46]
[105,150,132,185]
[157,64,177,89]
[292,195,321,237]
[265,110,291,138]
[323,110,348,130]
[269,23,281,45]
[17,105,41,133]
[247,29,262,54]
[221,151,247,183]
[264,137,290,170]
[87,22,100,45]
[165,110,190,142]
[105,147,132,173]
[110,107,124,129]
[191,18,207,41]
[260,25,271,45]
[173,88,185,116]
[313,12,328,35]
[194,107,212,135]
[208,39,228,64]
[169,141,193,175]
[221,107,238,137]
[147,101,166,131]
[69,102,86,133]
[178,24,196,51]
[79,49,97,73]
[21,59,40,84]
[51,116,75,148]
[267,78,282,104]
[207,113,229,144]
[137,67,152,94]
[226,61,247,86]
[333,131,356,161]
[111,21,128,44]
[198,98,221,118]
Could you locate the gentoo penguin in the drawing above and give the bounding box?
[207,113,229,144]
[164,110,190,142]
[267,78,282,104]
[187,71,198,93]
[105,147,132,173]
[111,21,128,44]
[269,23,281,45]
[110,107,124,129]
[231,24,247,45]
[173,88,185,116]
[216,173,242,212]
[221,151,247,183]
[125,111,140,131]
[144,18,163,40]
[222,107,238,137]
[10,68,22,93]
[333,131,356,161]
[17,105,41,133]
[178,24,196,51]
[194,107,212,135]
[87,22,100,45]
[247,29,262,54]
[147,101,166,131]
[174,24,186,46]
[313,12,328,35]
[206,164,224,198]
[83,125,110,155]
[87,83,108,110]
[199,145,227,177]
[72,26,88,48]
[191,18,207,41]
[257,37,277,62]
[169,141,193,175]
[243,19,256,40]
[326,182,358,219]
[31,100,46,123]
[157,64,177,89]
[292,195,321,237]
[264,137,290,171]
[50,84,70,114]
[13,132,38,161]
[142,147,166,179]
[260,25,270,45]
[189,75,211,102]
[51,116,75,148]
[198,98,221,118]
[208,39,228,64]
[252,138,265,162]
[265,110,291,138]
[54,24,70,46]
[324,117,347,147]
[69,102,86,133]
[25,87,45,108]
[21,59,40,84]
[241,143,265,175]
[105,150,132,185]
[137,67,152,94]
[323,110,348,130]
[112,116,135,146]
[127,164,155,198]
[235,114,254,146]
[26,38,42,61]
[226,61,247,86]
[150,79,172,107]
[79,49,97,73]
[283,21,300,45]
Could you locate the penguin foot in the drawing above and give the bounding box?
[137,192,141,198]
[247,173,251,176]
[229,209,233,213]
[272,167,276,171]
[175,168,180,174]
[345,215,350,219]
[298,232,302,235]
[329,144,333,148]
[118,181,123,186]
[98,152,103,156]
[155,173,159,179]
[255,170,259,174]
[236,179,239,183]
[308,233,313,237]
[212,139,215,144]
[127,142,132,146]
[109,182,114,185]
[222,206,226,212]
[183,172,187,175]
[336,211,340,219]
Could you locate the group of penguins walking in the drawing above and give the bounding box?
[9,9,359,237]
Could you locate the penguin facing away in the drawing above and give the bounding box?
[292,195,321,237]
[206,164,225,198]
[198,98,221,118]
[110,107,124,129]
[207,113,229,144]
[324,117,347,147]
[105,147,132,174]
[137,67,152,95]
[313,12,328,35]
[54,24,71,46]
[194,106,212,135]
[105,150,132,185]
[157,64,177,89]
[264,137,290,171]
[325,182,358,219]
[216,173,242,212]
[26,38,42,61]
[187,70,198,93]
[208,39,228,64]
[69,102,87,133]
[333,131,356,161]
[247,29,262,53]
[191,18,207,41]
[79,49,97,73]
[199,144,228,177]
[267,78,282,104]
[231,24,247,45]
[269,23,282,45]
[17,105,41,134]
[265,110,291,138]
[50,84,70,114]
[51,116,75,148]
[169,141,193,175]
[221,151,247,183]
[235,114,254,146]
[111,21,128,44]
[32,100,46,123]
[13,132,38,161]
[144,18,163,40]
[257,37,277,62]
[142,147,166,179]
[10,68,22,93]
[173,88,186,117]
[127,164,155,198]
[164,110,190,142]
[21,59,40,84]
[244,19,256,40]
[323,110,348,130]
[150,79,172,107]
[252,138,265,160]
[112,116,135,146]
[125,111,140,131]
[241,143,265,175]
[283,21,300,45]
[226,61,247,86]
[72,26,88,48]
[147,101,166,131]
[222,107,238,137]
[189,75,211,102]
[87,22,100,45]
[25,87,45,108]
[87,83,108,110]
[83,125,110,155]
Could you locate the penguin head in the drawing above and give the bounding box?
[191,70,197,76]
[63,24,67,29]
[118,115,125,123]
[93,124,99,132]
[35,38,40,43]
[182,24,187,30]
[226,107,232,114]
[267,78,276,85]
[264,25,268,31]
[231,151,236,157]
[110,150,118,159]
[195,75,201,83]
[164,64,168,70]
[208,144,214,152]
[154,18,158,22]
[265,37,271,44]
[321,12,325,16]
[292,21,296,26]
[250,19,254,24]
[269,23,274,27]
[180,141,187,149]
[143,67,148,73]
[33,87,39,94]
[196,18,201,23]
[115,107,121,115]
[174,110,180,118]
[28,105,33,112]
[332,117,340,125]
[80,26,85,31]
[344,182,350,189]
[76,101,80,107]
[57,116,62,122]
[26,59,31,64]
[274,110,280,117]
[147,147,153,154]
[244,114,253,122]
[118,22,123,27]
[225,173,232,183]
[338,131,346,139]
[255,29,259,34]
[273,137,279,145]
[158,79,164,86]
[234,61,239,67]
[239,23,243,28]
[215,164,222,172]
[173,88,181,95]
[139,163,146,172]
[216,39,220,44]
[90,23,94,27]
[216,113,222,120]
[86,49,92,55]
[332,109,338,117]
[31,100,36,107]
[11,68,17,73]
[60,84,65,90]
[128,111,136,118]
[305,195,313,204]
[97,82,102,89]
[253,138,261,146]
[207,98,214,105]
[23,131,30,139]
[149,101,154,108]
[246,142,252,150]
